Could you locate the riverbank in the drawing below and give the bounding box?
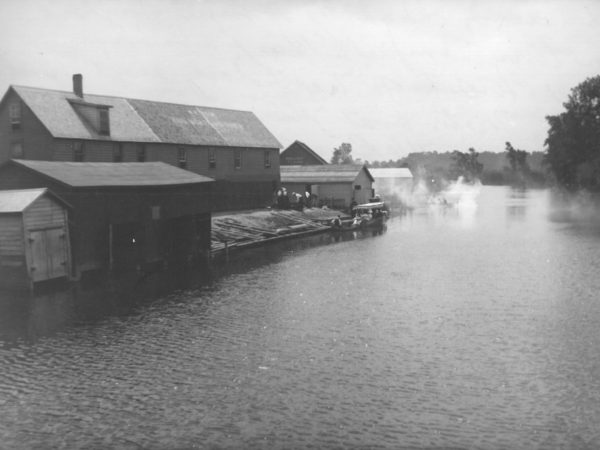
[211,207,350,257]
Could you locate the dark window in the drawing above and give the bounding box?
[113,143,123,162]
[11,142,23,158]
[99,109,110,135]
[178,147,187,169]
[137,144,146,162]
[234,149,242,169]
[9,103,21,130]
[208,148,216,169]
[73,142,85,161]
[354,185,362,190]
[264,150,271,168]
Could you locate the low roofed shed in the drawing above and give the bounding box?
[0,160,215,276]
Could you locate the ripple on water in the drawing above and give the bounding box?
[1,187,600,449]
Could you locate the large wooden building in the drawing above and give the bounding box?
[0,160,214,278]
[0,75,281,211]
[280,164,374,210]
[0,188,71,290]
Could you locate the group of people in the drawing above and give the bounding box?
[274,188,315,211]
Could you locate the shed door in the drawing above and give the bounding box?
[28,228,69,282]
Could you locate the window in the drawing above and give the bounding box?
[9,103,21,130]
[264,150,271,169]
[113,143,123,162]
[234,149,242,170]
[137,144,146,162]
[354,185,362,190]
[178,147,187,169]
[208,148,216,169]
[11,142,23,158]
[73,141,85,161]
[99,109,110,135]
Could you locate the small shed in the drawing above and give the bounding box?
[280,164,374,210]
[0,188,71,290]
[369,168,414,206]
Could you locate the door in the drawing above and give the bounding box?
[27,228,69,282]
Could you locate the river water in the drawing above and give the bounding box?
[1,186,600,450]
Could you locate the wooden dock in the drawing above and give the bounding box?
[211,207,349,256]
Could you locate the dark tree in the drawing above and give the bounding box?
[331,143,354,164]
[505,141,530,175]
[450,148,483,182]
[545,75,600,191]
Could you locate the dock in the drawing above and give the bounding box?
[211,207,349,256]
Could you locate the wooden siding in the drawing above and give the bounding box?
[352,169,374,204]
[49,140,280,210]
[23,196,68,230]
[316,183,353,209]
[0,163,213,275]
[280,143,327,165]
[22,196,70,282]
[52,140,279,181]
[282,176,373,209]
[0,215,25,257]
[0,194,71,288]
[212,180,277,211]
[0,89,55,163]
[0,222,28,287]
[143,144,280,183]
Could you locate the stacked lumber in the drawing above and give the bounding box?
[210,209,337,256]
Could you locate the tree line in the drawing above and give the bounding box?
[329,142,546,190]
[329,74,600,193]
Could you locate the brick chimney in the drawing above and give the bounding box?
[73,74,83,98]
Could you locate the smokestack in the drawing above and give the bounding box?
[73,74,83,98]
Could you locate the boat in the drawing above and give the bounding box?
[329,201,389,232]
[328,201,387,231]
[351,201,388,229]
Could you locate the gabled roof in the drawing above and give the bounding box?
[369,168,413,179]
[281,164,374,183]
[281,140,328,164]
[7,85,282,149]
[8,160,214,188]
[0,188,70,213]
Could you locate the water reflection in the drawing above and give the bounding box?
[0,228,389,344]
[506,188,529,222]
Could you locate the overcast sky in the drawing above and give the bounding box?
[1,0,599,162]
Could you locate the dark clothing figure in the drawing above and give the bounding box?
[332,216,342,228]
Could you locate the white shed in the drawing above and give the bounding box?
[369,168,414,206]
[0,188,71,290]
[280,164,374,210]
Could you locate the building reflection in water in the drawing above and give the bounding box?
[0,265,210,344]
[0,227,389,344]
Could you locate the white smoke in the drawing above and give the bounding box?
[442,176,482,211]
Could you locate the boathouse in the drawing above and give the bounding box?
[370,167,414,205]
[0,75,281,211]
[280,164,374,210]
[280,140,328,166]
[0,160,214,278]
[0,188,71,290]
